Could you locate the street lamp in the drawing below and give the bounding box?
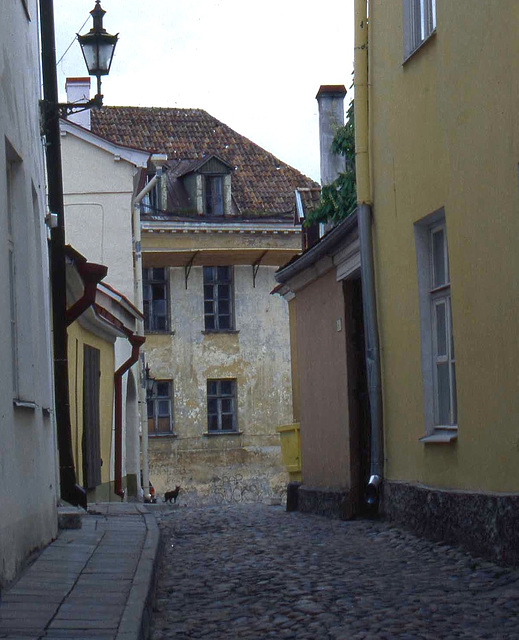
[145,364,156,400]
[78,1,118,103]
[39,0,118,508]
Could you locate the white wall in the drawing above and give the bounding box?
[0,0,58,589]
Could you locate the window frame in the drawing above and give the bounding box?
[143,267,170,333]
[206,378,238,433]
[403,0,437,61]
[147,379,174,436]
[203,266,235,332]
[414,210,457,441]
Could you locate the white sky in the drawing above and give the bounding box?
[54,1,354,182]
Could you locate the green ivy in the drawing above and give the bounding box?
[306,99,356,226]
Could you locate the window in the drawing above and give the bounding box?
[429,224,456,427]
[147,380,174,435]
[203,266,234,331]
[207,379,237,432]
[143,267,169,331]
[141,173,161,214]
[403,0,436,59]
[415,211,457,439]
[204,175,224,216]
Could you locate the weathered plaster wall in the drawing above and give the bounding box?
[146,264,292,504]
[0,0,58,589]
[370,2,519,492]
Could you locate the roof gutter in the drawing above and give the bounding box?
[66,261,108,326]
[132,154,167,501]
[114,333,146,499]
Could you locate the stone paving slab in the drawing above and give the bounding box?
[0,504,161,640]
[150,504,519,640]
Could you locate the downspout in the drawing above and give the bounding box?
[132,156,166,500]
[66,262,108,326]
[354,0,384,505]
[40,0,86,508]
[114,334,146,499]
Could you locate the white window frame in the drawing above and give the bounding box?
[403,0,436,60]
[414,209,457,442]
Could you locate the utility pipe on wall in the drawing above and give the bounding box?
[114,334,146,499]
[131,156,167,500]
[40,0,86,508]
[354,0,384,505]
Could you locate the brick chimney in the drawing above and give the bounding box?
[65,77,91,129]
[316,85,347,186]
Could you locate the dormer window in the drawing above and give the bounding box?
[205,175,224,216]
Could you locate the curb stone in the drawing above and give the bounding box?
[116,512,162,640]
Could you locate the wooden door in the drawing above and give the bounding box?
[82,345,101,489]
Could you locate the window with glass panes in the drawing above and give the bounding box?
[147,380,173,435]
[429,223,456,426]
[207,379,237,432]
[143,267,169,331]
[403,0,436,59]
[203,266,234,331]
[204,175,224,216]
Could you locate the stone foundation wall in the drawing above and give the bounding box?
[297,485,353,520]
[382,481,519,565]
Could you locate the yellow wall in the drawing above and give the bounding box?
[68,321,115,490]
[370,1,519,492]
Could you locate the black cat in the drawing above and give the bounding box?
[164,486,181,503]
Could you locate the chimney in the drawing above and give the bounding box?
[65,77,91,129]
[316,85,347,186]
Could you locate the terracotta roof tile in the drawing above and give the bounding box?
[91,107,318,217]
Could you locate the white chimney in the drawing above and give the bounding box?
[65,77,91,130]
[316,85,347,187]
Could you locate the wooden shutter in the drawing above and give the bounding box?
[82,345,101,489]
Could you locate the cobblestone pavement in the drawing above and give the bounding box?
[150,504,519,640]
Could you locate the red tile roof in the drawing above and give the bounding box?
[91,106,319,218]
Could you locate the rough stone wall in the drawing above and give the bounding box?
[146,264,292,505]
[382,481,519,565]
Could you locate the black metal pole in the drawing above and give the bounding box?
[40,0,87,508]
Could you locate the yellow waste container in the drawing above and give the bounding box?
[276,422,302,482]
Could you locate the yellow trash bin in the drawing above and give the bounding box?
[276,422,302,482]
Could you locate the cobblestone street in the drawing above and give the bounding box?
[150,504,519,639]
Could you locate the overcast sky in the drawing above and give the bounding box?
[53,1,354,182]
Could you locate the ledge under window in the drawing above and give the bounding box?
[145,330,175,336]
[420,427,458,444]
[201,329,239,335]
[149,433,177,438]
[203,430,243,437]
[403,29,437,65]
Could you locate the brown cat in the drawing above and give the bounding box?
[164,486,181,503]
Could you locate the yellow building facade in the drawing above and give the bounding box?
[365,0,519,560]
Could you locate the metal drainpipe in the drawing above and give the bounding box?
[114,334,146,499]
[40,0,86,508]
[132,158,166,500]
[354,0,384,505]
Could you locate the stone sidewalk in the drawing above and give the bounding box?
[0,503,161,640]
[151,504,519,640]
